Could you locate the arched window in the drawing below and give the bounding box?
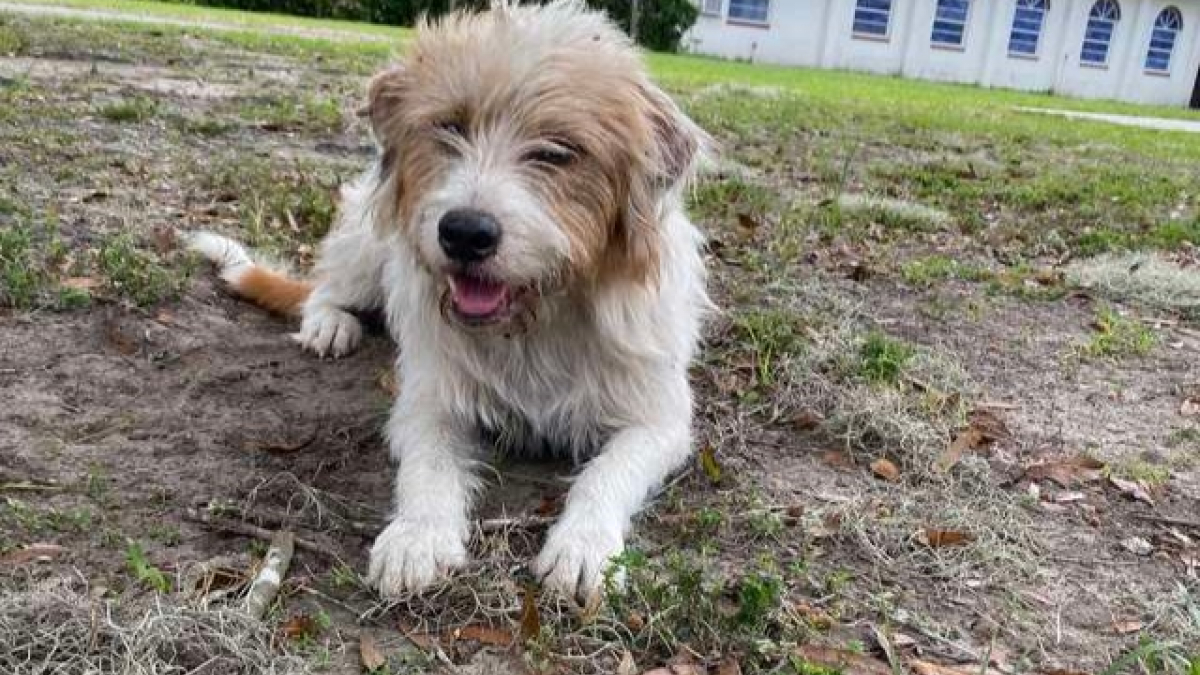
[1008,0,1049,56]
[931,0,971,47]
[1080,0,1121,65]
[1145,7,1182,72]
[853,0,893,38]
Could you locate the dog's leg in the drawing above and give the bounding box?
[292,178,387,358]
[368,391,480,596]
[534,394,692,605]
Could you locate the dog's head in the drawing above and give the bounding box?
[366,0,707,331]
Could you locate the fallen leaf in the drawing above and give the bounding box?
[792,645,892,675]
[699,444,723,484]
[454,624,514,647]
[967,407,1010,442]
[1121,536,1153,556]
[792,410,824,430]
[793,602,834,629]
[1112,619,1144,634]
[0,543,69,565]
[1023,455,1105,488]
[891,632,917,648]
[377,369,399,397]
[397,621,438,651]
[821,449,856,470]
[937,426,983,473]
[641,666,705,675]
[1108,476,1155,505]
[360,634,387,672]
[281,614,318,641]
[519,583,541,641]
[151,225,177,255]
[870,458,900,482]
[910,661,974,675]
[534,493,565,517]
[922,529,973,547]
[1050,491,1087,503]
[717,656,743,675]
[1181,398,1200,417]
[617,651,638,675]
[625,611,645,631]
[736,212,761,233]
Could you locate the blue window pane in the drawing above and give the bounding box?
[853,0,892,36]
[1008,0,1047,56]
[931,0,970,46]
[728,0,769,22]
[1080,1,1118,66]
[1144,7,1181,71]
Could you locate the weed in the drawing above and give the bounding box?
[0,224,37,307]
[237,93,343,132]
[689,175,777,224]
[98,96,159,123]
[0,22,27,54]
[1080,307,1157,360]
[731,308,805,388]
[735,571,783,632]
[125,541,171,593]
[96,231,186,306]
[857,331,914,385]
[790,657,843,675]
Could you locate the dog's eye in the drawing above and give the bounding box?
[523,145,575,168]
[436,120,467,138]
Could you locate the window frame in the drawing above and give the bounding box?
[1007,0,1049,59]
[700,0,724,17]
[726,0,770,26]
[1079,0,1122,68]
[1144,6,1182,74]
[852,0,894,41]
[930,0,973,50]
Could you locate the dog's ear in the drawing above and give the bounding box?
[362,63,408,143]
[617,83,707,283]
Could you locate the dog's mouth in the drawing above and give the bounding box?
[441,270,539,330]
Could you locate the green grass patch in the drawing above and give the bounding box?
[97,231,188,306]
[857,331,915,385]
[236,93,343,132]
[125,540,171,593]
[730,308,805,390]
[1080,307,1157,360]
[98,96,159,123]
[0,218,86,310]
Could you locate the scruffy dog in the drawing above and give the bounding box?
[191,0,710,603]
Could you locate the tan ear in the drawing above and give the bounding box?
[364,64,408,143]
[616,83,707,284]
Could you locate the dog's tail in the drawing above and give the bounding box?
[186,231,312,317]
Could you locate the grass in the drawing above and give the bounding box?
[236,93,344,132]
[1080,307,1158,360]
[856,331,915,385]
[125,540,171,593]
[98,95,159,123]
[96,230,189,306]
[1067,252,1200,318]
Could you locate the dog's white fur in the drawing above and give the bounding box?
[193,0,710,603]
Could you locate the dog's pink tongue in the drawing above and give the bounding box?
[452,275,508,317]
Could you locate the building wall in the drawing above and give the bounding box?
[686,0,1200,107]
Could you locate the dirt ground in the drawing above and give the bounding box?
[0,7,1197,675]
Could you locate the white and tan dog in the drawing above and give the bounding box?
[191,0,710,603]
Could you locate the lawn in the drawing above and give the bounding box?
[0,3,1197,675]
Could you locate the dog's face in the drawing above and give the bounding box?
[366,1,704,330]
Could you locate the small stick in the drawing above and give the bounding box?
[0,482,65,493]
[184,508,332,557]
[245,531,294,620]
[1132,513,1200,529]
[476,515,555,533]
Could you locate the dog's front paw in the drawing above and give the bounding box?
[533,518,624,607]
[291,304,362,358]
[368,519,468,597]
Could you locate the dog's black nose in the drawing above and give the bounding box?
[438,209,501,263]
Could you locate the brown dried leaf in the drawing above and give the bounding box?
[937,427,983,473]
[519,583,541,642]
[794,602,834,629]
[821,450,856,470]
[870,458,900,482]
[359,634,387,672]
[792,409,824,430]
[61,276,99,291]
[377,369,399,397]
[1181,397,1200,417]
[1109,476,1155,505]
[1023,455,1105,488]
[455,624,514,647]
[922,529,973,547]
[736,212,761,232]
[0,543,68,566]
[1112,619,1144,635]
[281,614,318,641]
[792,645,892,675]
[534,493,565,517]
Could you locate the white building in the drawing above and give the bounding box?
[688,0,1200,107]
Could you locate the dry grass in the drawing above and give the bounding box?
[0,576,309,674]
[1067,252,1200,318]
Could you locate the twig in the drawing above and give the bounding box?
[1131,513,1200,529]
[476,515,555,533]
[245,531,294,620]
[184,508,334,557]
[0,482,65,493]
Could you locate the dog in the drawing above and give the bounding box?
[190,0,711,604]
